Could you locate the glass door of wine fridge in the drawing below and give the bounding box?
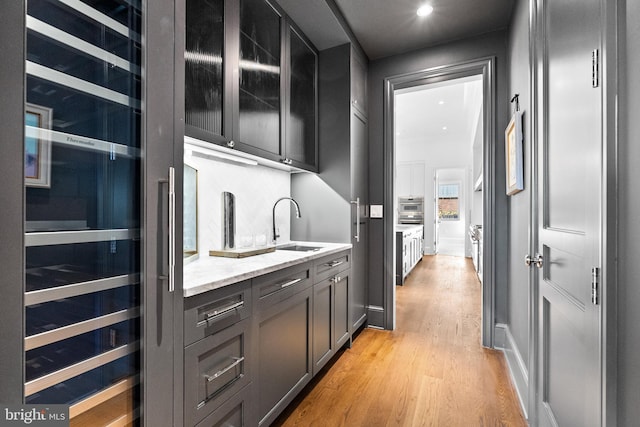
[24,0,143,424]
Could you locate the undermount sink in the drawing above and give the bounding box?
[277,244,322,252]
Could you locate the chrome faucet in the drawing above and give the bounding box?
[272,197,302,243]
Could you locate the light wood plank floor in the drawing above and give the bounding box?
[273,255,527,426]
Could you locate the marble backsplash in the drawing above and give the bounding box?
[185,152,292,254]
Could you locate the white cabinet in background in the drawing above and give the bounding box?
[395,225,424,285]
[397,162,425,198]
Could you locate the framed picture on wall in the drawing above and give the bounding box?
[505,111,523,195]
[25,103,52,188]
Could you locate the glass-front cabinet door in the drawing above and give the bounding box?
[287,25,317,170]
[24,0,142,424]
[185,0,228,143]
[238,0,282,157]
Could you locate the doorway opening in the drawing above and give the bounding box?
[434,168,469,257]
[383,58,496,346]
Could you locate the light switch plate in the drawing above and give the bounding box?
[370,205,383,218]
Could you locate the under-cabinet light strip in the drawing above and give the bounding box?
[25,274,140,306]
[55,0,140,43]
[26,61,140,109]
[27,16,140,75]
[25,342,139,396]
[185,137,259,166]
[25,229,140,247]
[25,308,140,351]
[25,126,140,158]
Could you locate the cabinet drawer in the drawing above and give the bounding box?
[185,317,252,427]
[253,262,312,310]
[195,384,252,427]
[184,280,251,346]
[313,250,351,282]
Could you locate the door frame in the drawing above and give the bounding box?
[383,57,497,346]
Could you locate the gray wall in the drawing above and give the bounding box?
[617,0,640,423]
[367,31,510,328]
[506,0,531,379]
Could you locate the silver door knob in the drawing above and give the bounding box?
[525,254,543,268]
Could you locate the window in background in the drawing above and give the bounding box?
[438,183,460,220]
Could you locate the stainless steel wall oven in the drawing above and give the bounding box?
[398,196,424,224]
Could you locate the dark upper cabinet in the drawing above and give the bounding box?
[286,25,318,170]
[238,0,282,156]
[185,0,318,171]
[185,0,231,144]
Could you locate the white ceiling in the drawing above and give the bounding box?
[395,75,483,151]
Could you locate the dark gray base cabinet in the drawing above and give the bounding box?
[185,319,253,426]
[312,251,352,375]
[184,249,352,426]
[252,263,313,426]
[184,280,254,427]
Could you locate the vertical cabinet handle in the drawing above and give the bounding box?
[168,167,176,293]
[351,197,360,243]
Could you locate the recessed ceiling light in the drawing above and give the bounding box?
[438,100,444,105]
[442,126,447,130]
[417,4,433,17]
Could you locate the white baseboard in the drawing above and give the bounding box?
[494,323,529,421]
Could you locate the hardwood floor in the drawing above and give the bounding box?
[273,255,527,426]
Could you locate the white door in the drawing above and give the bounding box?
[535,0,602,425]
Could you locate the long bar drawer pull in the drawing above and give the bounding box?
[204,357,245,383]
[196,301,244,327]
[325,260,344,268]
[280,278,303,289]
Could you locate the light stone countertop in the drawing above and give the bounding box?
[183,241,352,297]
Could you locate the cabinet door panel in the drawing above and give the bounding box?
[313,279,333,374]
[185,0,225,137]
[351,112,368,329]
[238,0,281,155]
[257,287,312,426]
[334,274,350,348]
[287,26,317,168]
